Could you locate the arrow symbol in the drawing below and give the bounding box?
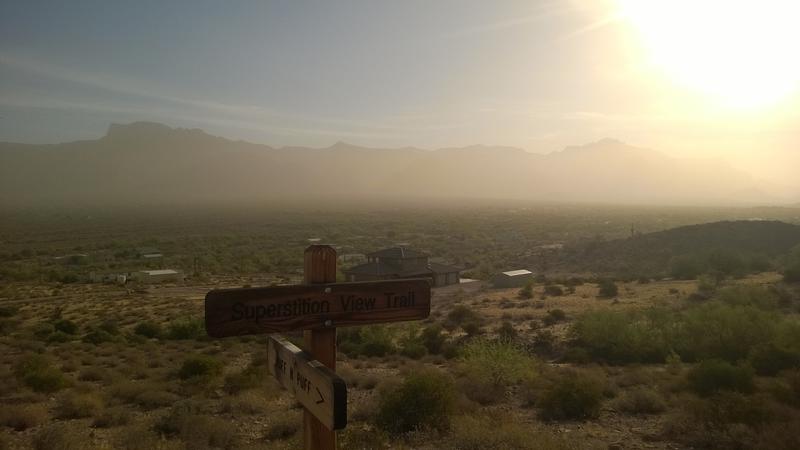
[315,387,324,404]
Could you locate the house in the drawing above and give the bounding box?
[491,269,535,288]
[343,247,460,287]
[136,247,163,259]
[130,269,184,283]
[89,271,127,284]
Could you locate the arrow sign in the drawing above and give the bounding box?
[267,335,347,430]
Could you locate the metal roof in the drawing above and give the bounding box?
[139,269,180,276]
[501,269,533,277]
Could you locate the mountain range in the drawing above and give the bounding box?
[0,121,793,208]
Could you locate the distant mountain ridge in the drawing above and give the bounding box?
[0,121,791,208]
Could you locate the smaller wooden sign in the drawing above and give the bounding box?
[268,335,347,430]
[205,279,431,338]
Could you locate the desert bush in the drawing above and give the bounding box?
[376,370,455,435]
[165,318,204,340]
[461,339,535,388]
[687,359,755,397]
[597,279,618,298]
[56,392,103,419]
[178,355,223,380]
[448,414,575,450]
[613,387,667,414]
[398,327,427,359]
[92,406,131,428]
[133,321,162,339]
[82,329,117,345]
[495,321,516,342]
[0,306,17,317]
[338,325,396,357]
[571,309,672,364]
[749,343,800,376]
[542,309,566,326]
[264,413,301,440]
[14,354,68,393]
[543,285,564,297]
[445,305,483,331]
[518,282,534,299]
[420,324,447,354]
[32,423,90,450]
[0,403,48,430]
[538,370,604,421]
[53,319,78,335]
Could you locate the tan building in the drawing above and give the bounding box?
[343,247,460,287]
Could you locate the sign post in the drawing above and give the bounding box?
[204,245,432,450]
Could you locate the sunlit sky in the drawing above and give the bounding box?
[1,0,799,185]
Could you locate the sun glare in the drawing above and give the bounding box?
[616,0,800,110]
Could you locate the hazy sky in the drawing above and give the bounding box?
[1,0,798,183]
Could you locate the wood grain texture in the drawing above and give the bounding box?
[204,279,431,338]
[267,335,346,431]
[303,245,338,450]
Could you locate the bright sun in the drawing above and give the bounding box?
[615,0,800,109]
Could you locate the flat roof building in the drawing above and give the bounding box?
[491,269,535,288]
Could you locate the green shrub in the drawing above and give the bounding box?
[448,414,574,450]
[337,325,396,357]
[461,339,535,388]
[538,370,604,421]
[571,309,672,364]
[82,329,117,345]
[542,309,566,326]
[56,392,103,419]
[133,321,162,339]
[687,359,755,397]
[497,321,517,342]
[543,285,564,297]
[166,318,204,340]
[420,324,446,354]
[446,305,483,329]
[376,370,455,435]
[749,343,800,376]
[597,279,618,298]
[518,282,534,299]
[613,387,666,415]
[0,404,49,431]
[0,306,17,317]
[178,355,223,380]
[53,319,78,335]
[14,354,68,393]
[47,331,72,343]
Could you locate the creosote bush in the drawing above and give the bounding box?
[166,318,204,340]
[538,370,604,421]
[178,355,223,380]
[597,279,618,298]
[133,321,162,339]
[14,353,68,393]
[376,370,455,435]
[687,359,755,397]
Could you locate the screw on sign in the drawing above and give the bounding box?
[204,245,432,450]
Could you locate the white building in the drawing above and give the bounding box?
[491,269,535,288]
[130,269,184,283]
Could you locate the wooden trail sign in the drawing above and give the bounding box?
[204,279,431,338]
[268,335,347,430]
[204,245,434,450]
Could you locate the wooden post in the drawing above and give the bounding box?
[303,245,337,450]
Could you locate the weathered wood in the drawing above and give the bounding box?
[204,278,431,338]
[303,245,338,450]
[267,335,346,430]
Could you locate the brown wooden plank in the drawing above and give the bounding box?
[204,278,431,338]
[302,244,338,450]
[267,335,347,430]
